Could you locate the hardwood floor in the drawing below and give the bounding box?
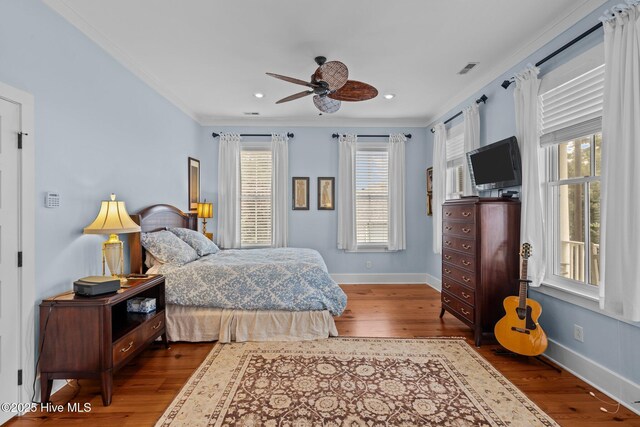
[8,284,639,426]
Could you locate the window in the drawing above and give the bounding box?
[356,145,389,247]
[541,61,604,293]
[446,123,465,199]
[240,149,272,247]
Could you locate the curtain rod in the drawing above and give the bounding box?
[501,22,603,89]
[429,94,488,133]
[331,133,412,139]
[211,132,294,138]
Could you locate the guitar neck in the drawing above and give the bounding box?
[519,257,529,308]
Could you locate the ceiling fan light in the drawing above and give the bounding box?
[384,93,395,100]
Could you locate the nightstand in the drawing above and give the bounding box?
[39,275,168,406]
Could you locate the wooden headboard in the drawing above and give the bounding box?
[129,204,197,274]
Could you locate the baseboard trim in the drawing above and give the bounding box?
[544,338,640,415]
[331,273,424,285]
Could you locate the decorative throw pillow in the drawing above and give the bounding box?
[169,227,220,256]
[140,230,198,265]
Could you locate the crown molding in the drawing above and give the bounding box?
[197,115,429,128]
[43,0,200,124]
[424,0,609,128]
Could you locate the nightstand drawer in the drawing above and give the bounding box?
[443,221,476,239]
[443,205,475,222]
[142,312,165,340]
[442,278,475,306]
[443,263,476,288]
[443,249,475,272]
[112,328,145,368]
[442,291,475,323]
[442,235,476,256]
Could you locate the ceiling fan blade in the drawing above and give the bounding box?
[266,73,316,88]
[276,90,313,104]
[313,95,341,114]
[313,61,348,91]
[328,80,378,102]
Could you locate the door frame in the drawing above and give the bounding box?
[0,81,35,406]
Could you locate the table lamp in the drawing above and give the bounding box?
[83,194,141,283]
[197,200,213,240]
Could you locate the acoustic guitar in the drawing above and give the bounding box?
[494,243,548,356]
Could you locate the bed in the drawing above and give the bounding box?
[129,204,346,343]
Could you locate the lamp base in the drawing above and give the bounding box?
[103,234,124,280]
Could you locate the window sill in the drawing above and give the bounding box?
[535,280,640,327]
[345,247,399,253]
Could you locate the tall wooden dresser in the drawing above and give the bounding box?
[439,197,521,346]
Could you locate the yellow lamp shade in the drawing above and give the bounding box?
[84,194,141,235]
[197,202,213,219]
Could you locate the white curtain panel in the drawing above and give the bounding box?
[337,134,357,250]
[432,123,447,254]
[514,66,546,287]
[388,133,407,251]
[216,133,241,249]
[271,133,289,248]
[600,2,640,321]
[462,103,480,196]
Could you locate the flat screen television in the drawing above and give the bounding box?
[466,136,522,191]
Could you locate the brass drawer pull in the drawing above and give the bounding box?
[443,297,451,304]
[445,241,452,246]
[462,212,471,217]
[444,283,451,289]
[445,226,452,230]
[462,276,471,283]
[461,260,471,266]
[444,254,451,260]
[120,341,134,353]
[445,212,452,216]
[152,320,162,330]
[444,268,451,274]
[461,308,470,315]
[461,291,470,299]
[462,228,471,233]
[462,244,471,250]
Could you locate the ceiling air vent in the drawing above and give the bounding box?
[244,112,260,116]
[458,62,479,75]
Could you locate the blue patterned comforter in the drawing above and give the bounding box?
[153,248,347,316]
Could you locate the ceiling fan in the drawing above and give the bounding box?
[266,56,378,114]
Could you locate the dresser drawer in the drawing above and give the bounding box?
[442,291,475,323]
[443,263,476,288]
[443,221,476,239]
[112,328,145,368]
[443,204,475,222]
[442,278,475,306]
[443,249,475,271]
[442,235,476,256]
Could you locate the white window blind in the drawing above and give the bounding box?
[240,150,272,247]
[446,123,465,199]
[356,149,389,245]
[539,64,604,145]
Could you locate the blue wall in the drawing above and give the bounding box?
[423,0,640,388]
[200,126,437,277]
[0,0,203,300]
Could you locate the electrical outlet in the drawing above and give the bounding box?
[574,324,584,342]
[365,261,372,269]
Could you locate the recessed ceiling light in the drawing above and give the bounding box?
[384,94,395,100]
[254,92,264,98]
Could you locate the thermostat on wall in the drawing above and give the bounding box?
[45,192,60,208]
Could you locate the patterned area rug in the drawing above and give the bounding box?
[156,338,558,426]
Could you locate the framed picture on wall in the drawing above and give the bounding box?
[426,167,433,216]
[292,177,310,210]
[318,177,335,210]
[188,157,200,211]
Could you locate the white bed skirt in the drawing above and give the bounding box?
[166,304,339,343]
